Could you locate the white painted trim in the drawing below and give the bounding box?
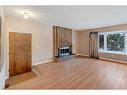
[98,30,127,35]
[76,54,89,57]
[76,54,127,64]
[6,59,54,79]
[34,59,54,66]
[100,57,127,64]
[32,69,40,76]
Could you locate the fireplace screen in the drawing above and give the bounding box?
[58,47,70,57]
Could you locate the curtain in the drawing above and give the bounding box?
[89,32,99,59]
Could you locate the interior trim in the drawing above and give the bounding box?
[34,59,54,66]
[76,54,89,57]
[100,57,127,64]
[76,53,127,64]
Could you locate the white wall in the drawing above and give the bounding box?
[0,7,6,89]
[76,31,89,55]
[5,16,54,65]
[5,16,77,77]
[5,16,54,78]
[72,30,77,54]
[76,24,127,63]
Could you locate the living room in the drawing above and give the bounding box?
[1,5,127,91]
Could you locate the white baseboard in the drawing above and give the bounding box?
[100,57,127,64]
[76,54,89,57]
[34,59,54,66]
[76,54,127,64]
[32,69,40,76]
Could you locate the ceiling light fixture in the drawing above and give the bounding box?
[24,12,29,19]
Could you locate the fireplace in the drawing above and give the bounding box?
[58,47,71,57]
[53,26,75,61]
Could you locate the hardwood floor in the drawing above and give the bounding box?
[7,56,127,89]
[6,71,37,88]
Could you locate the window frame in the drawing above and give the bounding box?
[98,30,127,54]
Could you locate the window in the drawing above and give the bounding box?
[99,34,104,51]
[107,33,124,52]
[98,31,127,54]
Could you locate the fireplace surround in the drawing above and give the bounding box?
[53,26,74,61]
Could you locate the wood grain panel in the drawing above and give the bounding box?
[53,26,72,58]
[9,32,32,77]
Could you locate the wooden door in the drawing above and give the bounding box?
[9,32,32,77]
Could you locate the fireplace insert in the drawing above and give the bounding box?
[58,47,72,57]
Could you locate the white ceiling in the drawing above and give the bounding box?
[4,6,127,30]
